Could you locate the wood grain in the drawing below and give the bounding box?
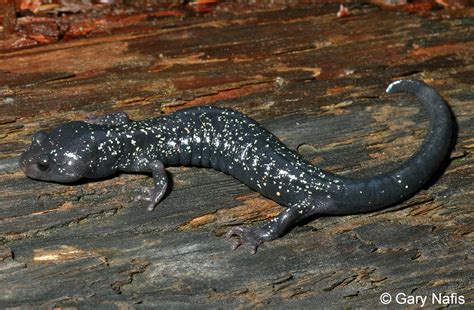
[0,2,472,308]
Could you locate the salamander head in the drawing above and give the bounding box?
[19,121,120,183]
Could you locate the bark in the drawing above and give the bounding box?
[0,2,472,308]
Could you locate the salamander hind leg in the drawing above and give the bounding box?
[226,199,318,254]
[134,160,169,211]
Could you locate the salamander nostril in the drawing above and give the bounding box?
[19,153,29,172]
[19,161,26,172]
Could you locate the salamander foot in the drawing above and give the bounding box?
[134,187,152,202]
[226,226,268,254]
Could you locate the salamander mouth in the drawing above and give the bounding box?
[20,160,48,181]
[22,163,81,183]
[19,155,80,183]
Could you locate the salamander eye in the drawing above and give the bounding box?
[37,155,50,172]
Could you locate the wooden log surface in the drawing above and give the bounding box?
[0,2,473,308]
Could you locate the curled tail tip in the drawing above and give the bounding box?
[386,80,404,93]
[386,79,427,94]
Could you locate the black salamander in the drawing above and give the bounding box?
[19,80,452,253]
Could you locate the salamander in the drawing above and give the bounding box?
[19,80,452,253]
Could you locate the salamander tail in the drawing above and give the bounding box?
[328,80,452,214]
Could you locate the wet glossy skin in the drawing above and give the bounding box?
[19,80,452,253]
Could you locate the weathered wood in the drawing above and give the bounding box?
[0,2,473,308]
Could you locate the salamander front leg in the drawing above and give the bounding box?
[135,160,169,211]
[226,206,304,254]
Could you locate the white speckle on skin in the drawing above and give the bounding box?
[64,152,79,160]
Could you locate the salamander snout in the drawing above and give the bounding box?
[19,141,87,183]
[19,150,50,180]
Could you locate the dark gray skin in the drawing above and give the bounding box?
[20,80,452,253]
